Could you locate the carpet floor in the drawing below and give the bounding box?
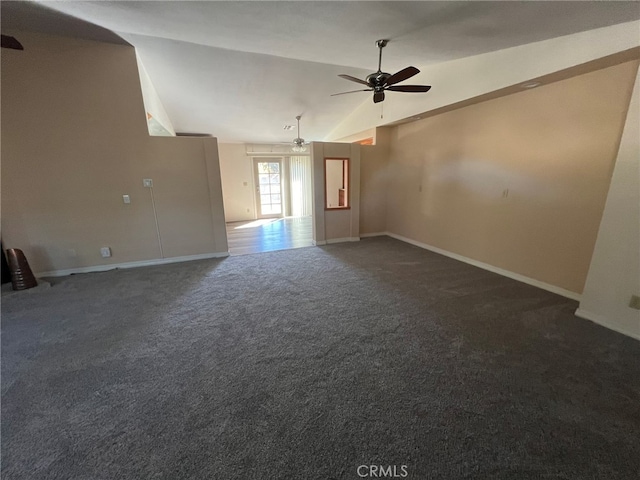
[1,237,639,479]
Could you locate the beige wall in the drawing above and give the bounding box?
[311,142,360,244]
[359,127,391,235]
[359,145,388,235]
[578,67,640,339]
[383,60,639,294]
[218,143,257,222]
[1,31,228,275]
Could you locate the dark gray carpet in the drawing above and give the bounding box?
[2,237,639,479]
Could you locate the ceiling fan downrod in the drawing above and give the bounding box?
[376,39,388,73]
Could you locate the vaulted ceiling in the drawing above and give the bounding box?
[3,1,639,143]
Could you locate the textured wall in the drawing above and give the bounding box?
[1,31,227,274]
[218,143,257,222]
[359,132,390,235]
[383,61,638,294]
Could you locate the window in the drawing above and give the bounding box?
[325,158,349,209]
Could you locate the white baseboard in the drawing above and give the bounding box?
[326,237,360,244]
[574,308,640,340]
[36,251,230,278]
[360,232,388,238]
[384,232,582,301]
[314,237,360,246]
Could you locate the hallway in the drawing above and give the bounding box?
[225,216,313,255]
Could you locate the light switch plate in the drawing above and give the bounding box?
[123,194,131,204]
[143,179,153,188]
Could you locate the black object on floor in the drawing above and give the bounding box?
[5,248,38,290]
[1,241,12,284]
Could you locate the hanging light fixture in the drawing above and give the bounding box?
[292,115,307,152]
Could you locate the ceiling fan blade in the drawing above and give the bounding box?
[385,66,420,86]
[338,74,369,86]
[387,85,432,93]
[1,35,24,50]
[331,89,372,97]
[373,91,385,103]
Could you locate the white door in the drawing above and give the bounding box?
[254,158,283,218]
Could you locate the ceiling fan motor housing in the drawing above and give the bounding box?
[367,72,391,89]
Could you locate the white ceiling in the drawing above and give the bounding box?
[3,1,640,143]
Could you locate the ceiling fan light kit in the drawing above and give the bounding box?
[333,39,431,103]
[292,140,306,153]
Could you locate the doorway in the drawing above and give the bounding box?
[225,155,313,255]
[254,158,283,218]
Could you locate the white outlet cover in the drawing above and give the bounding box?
[100,247,111,258]
[123,194,131,204]
[143,179,153,187]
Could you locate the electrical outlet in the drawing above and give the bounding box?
[143,179,153,188]
[100,247,111,258]
[122,194,131,204]
[629,295,640,310]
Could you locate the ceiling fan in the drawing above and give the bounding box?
[292,115,308,152]
[332,39,431,104]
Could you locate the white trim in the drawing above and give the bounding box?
[36,252,230,278]
[326,237,360,244]
[359,231,388,238]
[314,237,360,245]
[385,232,582,301]
[253,157,285,220]
[575,308,640,341]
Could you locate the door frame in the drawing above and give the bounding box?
[253,157,285,219]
